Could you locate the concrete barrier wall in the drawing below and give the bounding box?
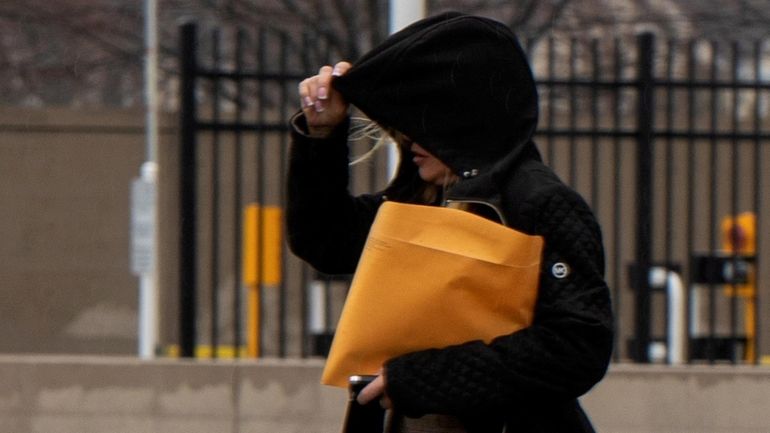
[582,364,770,433]
[1,356,769,433]
[0,356,344,433]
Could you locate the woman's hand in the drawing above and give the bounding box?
[298,61,352,138]
[356,372,392,409]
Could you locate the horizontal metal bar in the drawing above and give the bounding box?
[0,125,177,135]
[196,123,770,141]
[535,129,637,138]
[194,73,770,91]
[197,69,306,81]
[535,129,770,141]
[537,79,636,88]
[197,121,290,132]
[192,71,770,91]
[656,131,770,141]
[195,125,770,142]
[537,78,770,90]
[658,79,770,90]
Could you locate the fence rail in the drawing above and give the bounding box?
[176,22,770,364]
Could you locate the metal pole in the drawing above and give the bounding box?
[137,0,159,359]
[179,22,198,358]
[388,0,425,33]
[386,0,425,179]
[144,0,159,163]
[633,32,655,363]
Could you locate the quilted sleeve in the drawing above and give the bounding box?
[286,113,381,275]
[384,184,613,418]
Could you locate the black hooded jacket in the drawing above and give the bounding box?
[287,12,613,433]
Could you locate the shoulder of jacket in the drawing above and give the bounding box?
[503,167,597,232]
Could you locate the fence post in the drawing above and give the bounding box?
[632,32,655,363]
[179,22,198,358]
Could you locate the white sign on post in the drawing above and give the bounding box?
[130,177,157,275]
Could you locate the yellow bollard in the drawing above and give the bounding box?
[720,212,757,363]
[243,204,283,358]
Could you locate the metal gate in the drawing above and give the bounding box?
[176,22,770,364]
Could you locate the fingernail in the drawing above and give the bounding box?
[332,66,342,76]
[317,86,328,100]
[304,96,313,108]
[314,100,325,112]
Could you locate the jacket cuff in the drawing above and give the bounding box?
[384,352,436,418]
[290,111,350,143]
[288,111,352,188]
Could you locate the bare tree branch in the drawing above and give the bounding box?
[527,0,572,43]
[509,0,540,29]
[2,0,764,108]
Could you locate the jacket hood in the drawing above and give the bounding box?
[332,12,540,179]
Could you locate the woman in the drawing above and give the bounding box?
[287,12,613,433]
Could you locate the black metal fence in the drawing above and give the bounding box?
[176,22,770,364]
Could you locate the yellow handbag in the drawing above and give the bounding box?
[322,201,544,387]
